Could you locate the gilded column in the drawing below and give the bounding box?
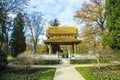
[48,43,52,54]
[74,43,77,53]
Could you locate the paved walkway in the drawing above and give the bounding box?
[53,64,85,80]
[8,63,85,80]
[8,59,119,80]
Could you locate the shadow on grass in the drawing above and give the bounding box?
[0,67,56,80]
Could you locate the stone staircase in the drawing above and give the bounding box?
[61,58,70,64]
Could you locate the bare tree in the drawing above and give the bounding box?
[0,0,29,70]
[0,0,29,53]
[25,12,45,53]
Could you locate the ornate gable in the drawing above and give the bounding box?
[46,26,78,38]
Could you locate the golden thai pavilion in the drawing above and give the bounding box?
[44,26,82,54]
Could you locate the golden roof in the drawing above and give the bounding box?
[46,26,78,36]
[44,38,81,43]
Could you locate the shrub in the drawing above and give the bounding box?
[7,55,13,62]
[70,58,110,64]
[15,51,43,71]
[33,59,60,65]
[43,60,60,65]
[0,49,7,70]
[70,59,97,64]
[15,51,60,65]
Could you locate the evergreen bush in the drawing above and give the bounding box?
[0,49,7,70]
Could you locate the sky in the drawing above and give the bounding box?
[27,0,86,44]
[28,0,85,26]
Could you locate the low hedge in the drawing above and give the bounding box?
[70,58,109,64]
[70,59,97,64]
[32,59,61,65]
[10,58,61,65]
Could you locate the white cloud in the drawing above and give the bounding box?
[28,0,85,26]
[26,0,86,44]
[38,35,47,44]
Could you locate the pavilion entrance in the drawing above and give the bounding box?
[45,42,80,55]
[44,26,82,55]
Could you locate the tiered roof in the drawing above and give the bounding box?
[44,26,81,44]
[46,26,78,37]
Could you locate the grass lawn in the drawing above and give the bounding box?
[0,67,56,80]
[76,67,96,80]
[76,65,120,80]
[39,68,56,80]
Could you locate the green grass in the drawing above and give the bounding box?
[39,68,56,80]
[76,66,120,80]
[0,68,56,80]
[76,67,96,80]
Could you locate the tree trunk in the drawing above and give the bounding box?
[97,58,100,69]
[33,39,37,53]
